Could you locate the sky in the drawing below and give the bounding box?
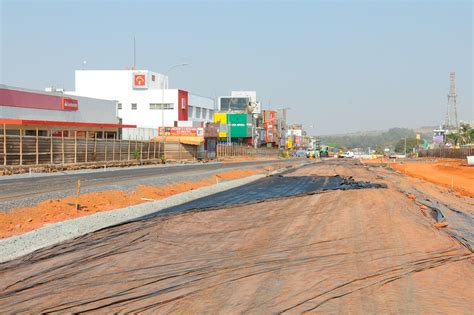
[1,0,472,135]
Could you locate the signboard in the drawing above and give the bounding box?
[159,127,203,137]
[204,124,218,138]
[287,129,302,137]
[433,135,444,143]
[133,73,147,89]
[61,97,78,111]
[219,97,250,112]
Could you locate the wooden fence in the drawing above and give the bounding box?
[217,144,279,158]
[0,134,204,167]
[418,148,473,159]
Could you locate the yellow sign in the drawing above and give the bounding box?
[214,113,228,137]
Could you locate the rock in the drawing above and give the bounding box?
[434,221,448,228]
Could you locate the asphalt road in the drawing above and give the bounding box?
[0,159,296,211]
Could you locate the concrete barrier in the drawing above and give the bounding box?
[467,156,474,166]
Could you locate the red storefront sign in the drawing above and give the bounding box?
[61,97,78,111]
[159,127,203,136]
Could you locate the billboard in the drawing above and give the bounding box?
[433,135,444,143]
[159,127,203,137]
[219,97,250,112]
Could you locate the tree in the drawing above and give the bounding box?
[458,123,473,145]
[374,145,384,155]
[447,123,473,146]
[446,132,460,146]
[394,138,418,153]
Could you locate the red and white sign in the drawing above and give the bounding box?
[133,73,147,88]
[61,97,78,111]
[159,127,204,137]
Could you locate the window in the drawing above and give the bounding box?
[209,110,214,119]
[131,103,137,110]
[188,106,194,118]
[152,75,156,82]
[202,108,207,119]
[117,103,122,110]
[196,107,202,119]
[181,98,186,109]
[149,103,174,110]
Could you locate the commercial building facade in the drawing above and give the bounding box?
[0,84,133,138]
[68,70,215,139]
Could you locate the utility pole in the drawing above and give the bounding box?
[161,63,189,150]
[404,136,407,156]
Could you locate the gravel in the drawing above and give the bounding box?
[1,161,289,211]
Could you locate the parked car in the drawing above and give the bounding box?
[344,151,355,158]
[295,150,306,157]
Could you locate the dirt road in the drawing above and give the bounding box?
[0,160,472,313]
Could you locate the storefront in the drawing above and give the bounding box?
[0,85,135,138]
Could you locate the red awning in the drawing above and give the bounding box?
[0,118,136,129]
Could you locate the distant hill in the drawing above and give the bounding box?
[320,127,435,150]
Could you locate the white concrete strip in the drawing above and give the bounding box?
[0,173,267,263]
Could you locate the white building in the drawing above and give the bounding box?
[68,70,215,139]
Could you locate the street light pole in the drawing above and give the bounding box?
[404,136,407,156]
[160,63,189,151]
[275,107,291,149]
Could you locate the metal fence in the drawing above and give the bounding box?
[217,144,279,158]
[418,148,473,159]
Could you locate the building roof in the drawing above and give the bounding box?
[0,118,135,129]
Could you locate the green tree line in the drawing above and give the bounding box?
[321,128,420,150]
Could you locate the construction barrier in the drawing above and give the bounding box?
[418,148,473,159]
[0,134,204,168]
[217,143,279,158]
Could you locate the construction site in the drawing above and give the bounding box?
[0,157,473,313]
[1,1,473,314]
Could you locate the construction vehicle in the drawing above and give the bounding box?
[320,146,329,158]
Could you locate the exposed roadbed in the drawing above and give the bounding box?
[0,174,269,263]
[0,160,472,313]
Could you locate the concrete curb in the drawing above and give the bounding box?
[0,173,270,263]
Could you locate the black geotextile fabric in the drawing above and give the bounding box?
[137,174,387,221]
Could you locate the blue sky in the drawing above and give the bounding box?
[1,0,472,134]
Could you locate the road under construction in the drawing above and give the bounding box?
[0,159,472,313]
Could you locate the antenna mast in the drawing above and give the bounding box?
[444,72,458,129]
[133,36,136,70]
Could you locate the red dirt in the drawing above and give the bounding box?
[361,157,392,164]
[390,160,474,197]
[0,168,272,239]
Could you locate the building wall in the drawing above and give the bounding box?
[187,93,215,122]
[0,85,118,125]
[71,70,214,128]
[178,90,188,121]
